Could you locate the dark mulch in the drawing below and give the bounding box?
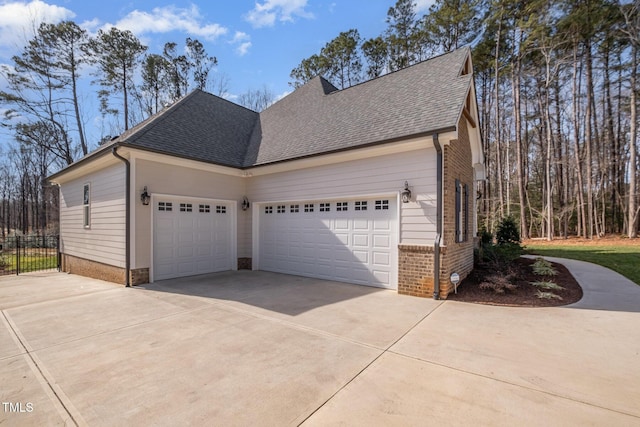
[447,257,583,307]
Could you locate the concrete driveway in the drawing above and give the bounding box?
[1,263,639,426]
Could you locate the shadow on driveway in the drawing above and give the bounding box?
[136,270,385,316]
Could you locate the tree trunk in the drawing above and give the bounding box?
[572,41,587,237]
[494,7,505,219]
[585,39,595,239]
[630,42,638,238]
[512,57,528,238]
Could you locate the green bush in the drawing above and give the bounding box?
[530,280,564,291]
[479,226,493,246]
[496,216,521,245]
[486,243,522,264]
[536,290,563,300]
[532,257,558,276]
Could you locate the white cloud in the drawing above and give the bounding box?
[415,0,436,13]
[275,90,291,102]
[245,0,313,28]
[110,5,227,41]
[236,41,252,56]
[230,31,252,56]
[0,0,75,53]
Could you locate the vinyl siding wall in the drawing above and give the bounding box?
[59,163,126,267]
[133,159,247,268]
[247,148,438,249]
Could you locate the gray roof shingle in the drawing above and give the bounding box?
[245,47,471,166]
[123,90,258,167]
[51,47,472,178]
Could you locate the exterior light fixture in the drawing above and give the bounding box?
[242,196,250,211]
[141,186,150,205]
[401,181,411,203]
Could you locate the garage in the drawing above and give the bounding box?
[257,197,398,289]
[153,197,235,281]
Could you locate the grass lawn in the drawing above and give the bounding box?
[1,253,58,274]
[524,239,640,286]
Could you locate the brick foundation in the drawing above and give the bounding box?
[397,245,453,299]
[61,254,149,286]
[61,253,126,285]
[237,257,252,270]
[130,268,149,285]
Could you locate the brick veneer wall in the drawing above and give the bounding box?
[130,268,149,285]
[397,120,475,299]
[237,257,252,270]
[398,245,448,298]
[441,121,475,296]
[61,254,149,286]
[61,253,126,285]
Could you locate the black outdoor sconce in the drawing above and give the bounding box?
[242,196,250,211]
[401,181,412,203]
[141,186,150,205]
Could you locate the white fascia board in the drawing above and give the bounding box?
[49,152,121,185]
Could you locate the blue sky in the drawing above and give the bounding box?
[0,0,434,149]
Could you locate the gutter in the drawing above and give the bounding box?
[111,146,131,287]
[433,134,443,300]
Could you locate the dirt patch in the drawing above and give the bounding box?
[447,257,583,307]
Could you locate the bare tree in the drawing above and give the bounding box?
[237,86,275,112]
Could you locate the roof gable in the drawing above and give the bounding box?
[245,47,473,166]
[123,90,258,167]
[50,48,476,179]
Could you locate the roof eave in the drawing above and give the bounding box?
[245,126,458,169]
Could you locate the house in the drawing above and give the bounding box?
[48,47,484,299]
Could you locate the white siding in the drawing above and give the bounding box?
[248,148,438,249]
[59,164,126,267]
[133,159,247,268]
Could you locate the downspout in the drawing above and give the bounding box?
[112,146,131,287]
[433,134,443,300]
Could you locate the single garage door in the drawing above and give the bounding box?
[153,198,233,281]
[258,197,397,289]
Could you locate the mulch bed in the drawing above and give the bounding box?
[446,257,583,307]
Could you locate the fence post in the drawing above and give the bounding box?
[16,236,20,276]
[57,235,61,272]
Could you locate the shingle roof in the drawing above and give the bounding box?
[122,90,258,167]
[50,47,472,178]
[245,47,471,166]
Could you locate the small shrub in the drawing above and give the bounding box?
[478,274,518,294]
[530,281,564,291]
[479,227,493,246]
[536,290,563,300]
[496,216,521,245]
[532,257,558,276]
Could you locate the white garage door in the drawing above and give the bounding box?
[258,197,397,289]
[153,199,233,281]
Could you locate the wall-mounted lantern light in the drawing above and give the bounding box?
[141,186,150,205]
[242,196,250,211]
[401,181,412,203]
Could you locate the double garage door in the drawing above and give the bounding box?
[153,196,398,289]
[153,198,233,281]
[258,197,398,289]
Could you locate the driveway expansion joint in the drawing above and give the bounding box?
[385,344,640,420]
[1,310,80,426]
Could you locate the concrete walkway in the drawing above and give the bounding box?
[1,259,639,426]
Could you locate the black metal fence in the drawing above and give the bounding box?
[0,235,60,276]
